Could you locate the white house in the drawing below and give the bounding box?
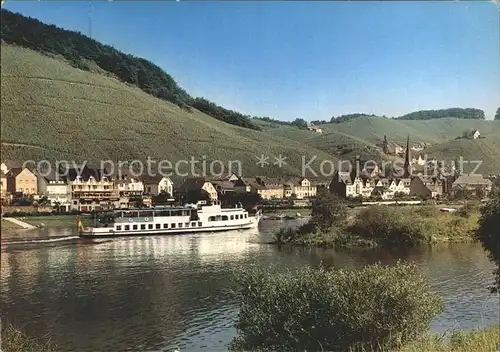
[36,170,70,210]
[142,175,174,196]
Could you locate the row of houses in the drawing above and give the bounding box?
[329,170,493,200]
[0,162,323,211]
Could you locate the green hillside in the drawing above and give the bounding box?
[0,44,337,178]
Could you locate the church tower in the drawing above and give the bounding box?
[403,135,412,177]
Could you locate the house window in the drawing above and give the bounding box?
[73,200,78,205]
[148,224,153,230]
[141,224,146,230]
[163,224,168,229]
[116,226,121,231]
[147,186,151,193]
[124,225,130,231]
[133,225,138,230]
[156,224,161,229]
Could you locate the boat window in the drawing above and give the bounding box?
[148,224,153,230]
[163,223,168,229]
[191,222,196,227]
[182,210,190,216]
[185,222,190,227]
[116,225,121,231]
[124,225,130,230]
[123,211,136,218]
[222,215,228,221]
[230,215,234,220]
[140,211,154,218]
[172,210,182,216]
[141,224,146,230]
[178,223,183,228]
[133,225,138,230]
[198,222,202,227]
[156,210,171,217]
[156,224,161,229]
[245,214,247,218]
[208,216,215,221]
[171,223,176,228]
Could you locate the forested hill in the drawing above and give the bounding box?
[0,9,261,131]
[396,108,485,120]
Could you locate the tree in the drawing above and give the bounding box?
[38,196,51,207]
[185,189,211,204]
[495,107,500,120]
[129,196,144,208]
[290,118,308,129]
[152,190,172,205]
[309,190,347,232]
[476,190,500,292]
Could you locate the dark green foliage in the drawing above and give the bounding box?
[349,206,427,248]
[184,189,211,204]
[129,196,144,208]
[252,116,292,126]
[476,190,500,292]
[330,113,375,123]
[495,107,500,121]
[191,98,261,130]
[397,108,485,120]
[152,191,172,206]
[290,118,308,128]
[0,9,260,130]
[310,119,327,125]
[229,262,443,351]
[310,189,347,232]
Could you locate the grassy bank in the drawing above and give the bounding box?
[1,324,56,352]
[399,325,499,352]
[274,205,480,249]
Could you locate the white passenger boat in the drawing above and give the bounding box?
[77,201,262,238]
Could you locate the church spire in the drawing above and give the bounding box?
[403,135,412,177]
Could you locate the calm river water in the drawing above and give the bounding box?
[1,219,499,352]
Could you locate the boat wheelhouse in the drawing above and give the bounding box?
[78,201,261,238]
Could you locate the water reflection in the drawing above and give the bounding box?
[1,222,498,351]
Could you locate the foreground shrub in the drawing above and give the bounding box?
[1,324,56,352]
[229,261,443,351]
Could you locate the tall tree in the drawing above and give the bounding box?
[476,190,500,292]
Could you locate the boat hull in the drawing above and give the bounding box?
[78,222,258,239]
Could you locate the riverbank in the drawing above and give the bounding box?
[274,205,481,249]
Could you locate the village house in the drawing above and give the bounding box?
[210,180,236,196]
[0,170,8,203]
[142,175,174,197]
[247,177,284,200]
[283,178,316,199]
[462,129,481,140]
[65,166,118,211]
[409,175,444,199]
[36,170,70,210]
[231,177,252,194]
[306,123,323,133]
[113,174,145,209]
[176,177,218,201]
[452,174,492,198]
[6,167,38,196]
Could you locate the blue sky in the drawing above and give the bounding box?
[4,1,499,120]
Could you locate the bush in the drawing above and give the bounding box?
[349,206,427,248]
[229,261,443,351]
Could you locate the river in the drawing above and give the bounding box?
[1,219,499,351]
